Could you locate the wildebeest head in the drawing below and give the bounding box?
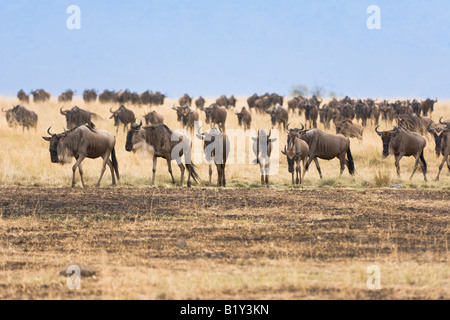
[3,107,16,127]
[428,118,450,156]
[125,120,144,153]
[375,126,400,158]
[42,127,72,164]
[281,144,299,173]
[196,127,224,162]
[172,105,184,122]
[252,130,277,162]
[109,106,122,126]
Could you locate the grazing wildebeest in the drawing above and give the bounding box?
[58,89,74,103]
[2,105,38,131]
[110,105,135,133]
[266,104,289,130]
[195,96,206,110]
[99,90,118,104]
[216,95,229,109]
[288,124,356,178]
[235,107,252,130]
[204,104,227,131]
[252,130,277,187]
[179,94,192,107]
[375,126,427,181]
[83,89,97,103]
[335,119,364,140]
[304,102,318,129]
[42,125,119,188]
[434,119,450,181]
[144,110,164,125]
[31,89,51,103]
[196,127,230,187]
[281,136,309,185]
[125,121,200,187]
[60,106,95,129]
[17,90,30,104]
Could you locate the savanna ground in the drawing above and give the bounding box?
[0,96,449,299]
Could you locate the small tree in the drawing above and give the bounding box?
[290,85,308,97]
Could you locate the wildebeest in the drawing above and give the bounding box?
[99,90,118,104]
[110,105,135,133]
[144,110,164,125]
[266,104,289,130]
[60,106,95,129]
[83,89,97,103]
[42,125,119,188]
[216,95,229,109]
[125,121,200,187]
[2,105,38,131]
[58,89,74,103]
[427,118,450,157]
[196,127,230,187]
[179,94,192,107]
[235,107,252,130]
[204,104,227,131]
[179,106,200,132]
[421,98,437,117]
[303,102,319,129]
[227,95,237,108]
[375,126,427,181]
[252,130,277,187]
[31,89,51,103]
[434,119,450,181]
[288,124,355,178]
[17,90,30,104]
[335,119,364,140]
[195,97,206,110]
[281,136,309,185]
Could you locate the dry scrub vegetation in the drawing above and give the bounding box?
[0,96,449,300]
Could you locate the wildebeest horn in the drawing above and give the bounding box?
[286,123,290,131]
[427,123,435,133]
[110,107,115,113]
[298,123,305,131]
[281,146,287,155]
[268,130,272,139]
[1,108,6,112]
[47,127,53,136]
[60,107,66,115]
[375,126,382,136]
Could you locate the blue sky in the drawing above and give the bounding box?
[0,0,449,98]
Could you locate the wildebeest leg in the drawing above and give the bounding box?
[222,165,226,187]
[166,158,176,184]
[106,159,116,186]
[296,159,300,185]
[209,164,213,186]
[151,156,157,185]
[78,163,86,188]
[260,164,265,186]
[394,154,403,178]
[96,153,111,188]
[178,163,185,187]
[409,153,421,180]
[435,155,449,181]
[301,157,307,184]
[313,158,323,179]
[339,154,346,176]
[291,170,295,185]
[72,154,86,188]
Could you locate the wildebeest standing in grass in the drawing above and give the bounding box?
[144,110,164,125]
[125,121,200,187]
[60,106,95,129]
[204,103,227,132]
[173,105,199,133]
[288,124,356,178]
[31,89,51,103]
[110,105,135,133]
[335,119,364,140]
[17,90,30,104]
[432,119,450,181]
[375,126,427,181]
[42,125,119,188]
[235,107,252,130]
[196,127,230,187]
[252,130,277,187]
[195,96,206,110]
[227,95,237,109]
[282,136,309,185]
[179,94,192,107]
[58,89,74,103]
[266,104,288,130]
[83,89,97,103]
[3,105,38,131]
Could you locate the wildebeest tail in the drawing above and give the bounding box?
[420,151,427,174]
[186,163,200,183]
[111,147,120,180]
[347,146,356,175]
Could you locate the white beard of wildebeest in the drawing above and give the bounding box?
[56,137,74,165]
[126,129,155,156]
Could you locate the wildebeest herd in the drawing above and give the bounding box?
[3,89,450,187]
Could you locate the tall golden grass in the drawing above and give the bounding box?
[0,96,449,188]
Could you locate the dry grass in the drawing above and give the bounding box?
[0,188,449,300]
[1,96,450,300]
[0,96,449,189]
